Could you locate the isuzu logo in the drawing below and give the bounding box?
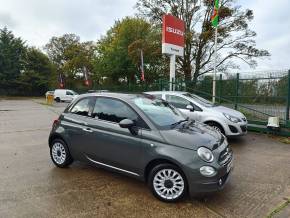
[162,14,185,57]
[166,27,184,37]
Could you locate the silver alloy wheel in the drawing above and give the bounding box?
[51,142,66,165]
[153,169,184,200]
[212,125,222,133]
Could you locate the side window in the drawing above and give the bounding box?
[66,91,73,95]
[92,98,149,129]
[153,94,162,99]
[192,103,202,111]
[70,98,93,117]
[165,95,191,109]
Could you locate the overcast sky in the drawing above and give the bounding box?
[0,0,289,72]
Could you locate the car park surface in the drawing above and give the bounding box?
[1,99,290,217]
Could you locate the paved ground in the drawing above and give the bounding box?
[1,99,290,218]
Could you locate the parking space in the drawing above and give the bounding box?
[1,99,290,217]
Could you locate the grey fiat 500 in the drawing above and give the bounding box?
[48,93,233,202]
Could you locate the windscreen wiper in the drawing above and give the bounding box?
[170,118,189,128]
[181,119,195,129]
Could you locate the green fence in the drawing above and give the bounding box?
[88,69,290,132]
[169,70,290,133]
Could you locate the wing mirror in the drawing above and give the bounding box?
[119,119,134,129]
[186,105,194,112]
[119,119,138,135]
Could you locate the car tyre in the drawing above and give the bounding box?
[148,163,187,202]
[50,139,73,168]
[207,122,224,135]
[55,97,60,102]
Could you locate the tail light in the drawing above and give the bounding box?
[53,118,60,127]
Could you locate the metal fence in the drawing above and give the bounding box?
[90,69,290,128]
[171,70,290,128]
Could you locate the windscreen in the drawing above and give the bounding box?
[133,96,185,128]
[183,93,214,107]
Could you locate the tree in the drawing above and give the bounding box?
[136,0,270,85]
[45,34,96,89]
[94,17,166,85]
[0,27,26,94]
[18,48,56,95]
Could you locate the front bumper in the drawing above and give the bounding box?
[185,142,234,197]
[188,166,233,197]
[224,121,248,136]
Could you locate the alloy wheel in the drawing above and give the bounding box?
[51,142,67,165]
[153,168,185,200]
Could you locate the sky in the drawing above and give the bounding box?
[0,0,289,72]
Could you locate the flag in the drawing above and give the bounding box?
[83,67,90,86]
[58,73,64,88]
[140,50,145,82]
[211,0,219,27]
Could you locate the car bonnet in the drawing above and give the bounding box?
[159,121,223,151]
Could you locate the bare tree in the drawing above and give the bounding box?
[136,0,270,85]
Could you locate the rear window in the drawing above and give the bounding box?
[70,97,94,117]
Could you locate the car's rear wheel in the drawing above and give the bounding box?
[50,139,73,168]
[148,163,187,202]
[55,97,60,102]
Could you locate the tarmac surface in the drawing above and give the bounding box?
[1,99,290,218]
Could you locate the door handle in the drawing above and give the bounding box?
[82,128,93,133]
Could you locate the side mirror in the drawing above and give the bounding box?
[186,105,194,112]
[119,119,134,129]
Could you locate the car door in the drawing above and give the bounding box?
[84,97,149,176]
[65,90,74,101]
[61,96,96,159]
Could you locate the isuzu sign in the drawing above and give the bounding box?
[162,14,185,57]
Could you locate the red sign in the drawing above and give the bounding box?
[162,14,185,56]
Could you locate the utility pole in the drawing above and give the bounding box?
[212,27,218,103]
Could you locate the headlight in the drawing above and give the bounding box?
[197,147,214,162]
[223,113,241,123]
[200,166,216,177]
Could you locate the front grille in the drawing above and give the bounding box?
[240,125,247,132]
[219,146,233,166]
[229,125,238,133]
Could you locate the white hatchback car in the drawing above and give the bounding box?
[146,91,247,137]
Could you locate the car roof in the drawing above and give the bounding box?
[146,91,188,95]
[78,92,150,100]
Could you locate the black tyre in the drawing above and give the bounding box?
[148,163,187,202]
[206,121,224,135]
[50,139,73,168]
[55,97,60,102]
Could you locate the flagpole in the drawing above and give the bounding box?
[212,27,218,104]
[140,49,145,82]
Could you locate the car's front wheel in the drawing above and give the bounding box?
[206,121,225,135]
[50,139,73,168]
[148,163,187,202]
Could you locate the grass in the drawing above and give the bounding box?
[278,137,290,144]
[268,134,290,144]
[267,198,290,218]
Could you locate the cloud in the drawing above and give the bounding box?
[0,0,289,71]
[0,11,17,27]
[0,0,136,47]
[237,0,290,71]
